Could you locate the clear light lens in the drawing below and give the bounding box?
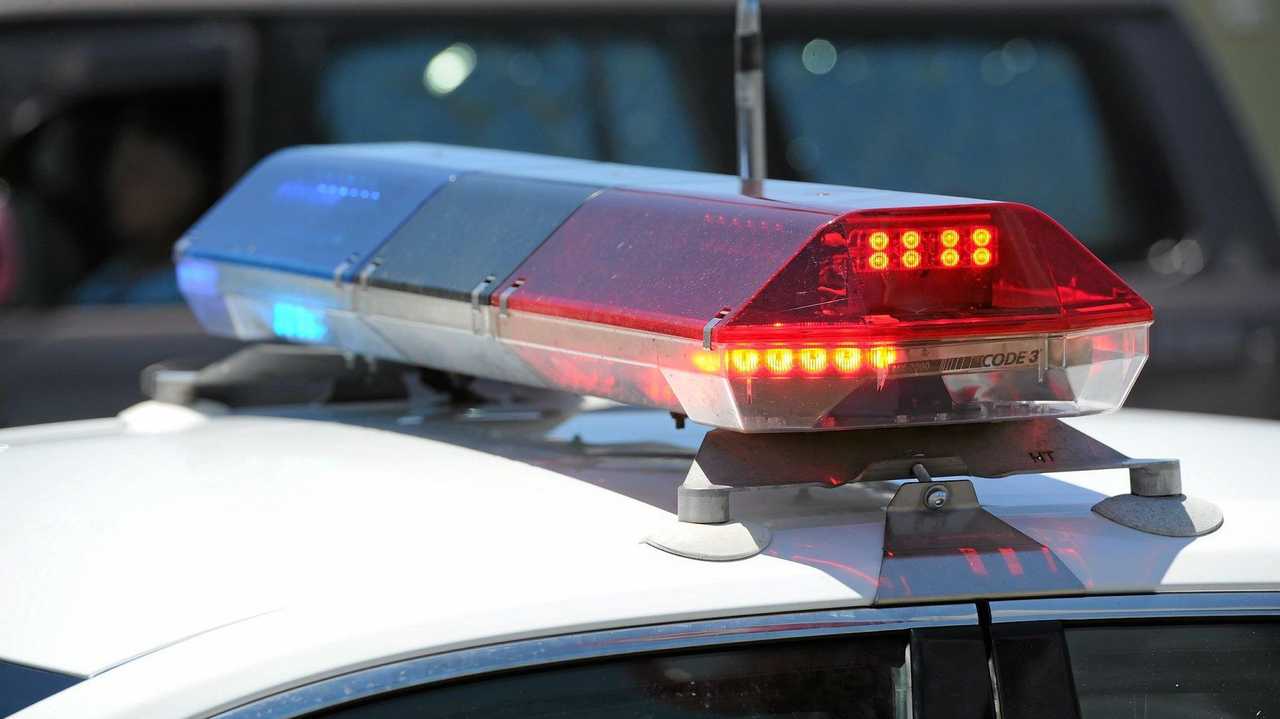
[494,309,1150,431]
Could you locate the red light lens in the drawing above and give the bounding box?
[499,190,834,339]
[491,196,1151,431]
[719,203,1151,344]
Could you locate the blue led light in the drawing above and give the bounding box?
[272,302,329,342]
[175,258,220,295]
[275,180,382,207]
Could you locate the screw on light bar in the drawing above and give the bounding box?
[177,143,1153,432]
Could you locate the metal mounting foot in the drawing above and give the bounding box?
[645,520,772,562]
[1092,460,1224,537]
[643,457,772,561]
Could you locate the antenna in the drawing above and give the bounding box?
[735,0,766,197]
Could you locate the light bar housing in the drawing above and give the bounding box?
[178,143,1151,432]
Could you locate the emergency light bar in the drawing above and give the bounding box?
[177,143,1151,432]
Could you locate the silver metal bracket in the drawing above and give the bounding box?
[702,308,731,350]
[645,418,1222,561]
[876,477,1088,602]
[470,275,497,335]
[357,259,381,290]
[497,280,524,319]
[333,252,361,288]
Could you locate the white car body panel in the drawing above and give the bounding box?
[0,404,863,677]
[2,402,1279,718]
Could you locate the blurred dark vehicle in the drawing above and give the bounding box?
[0,0,1276,426]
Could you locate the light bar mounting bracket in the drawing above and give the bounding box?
[470,275,497,335]
[645,418,1223,561]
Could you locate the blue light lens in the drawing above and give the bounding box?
[182,148,453,281]
[272,302,329,342]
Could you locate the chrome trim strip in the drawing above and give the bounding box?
[990,592,1280,623]
[215,604,975,719]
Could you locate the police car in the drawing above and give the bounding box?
[4,11,1280,713]
[2,140,1277,718]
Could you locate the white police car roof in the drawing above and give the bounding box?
[1,400,1277,718]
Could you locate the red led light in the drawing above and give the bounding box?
[852,222,997,272]
[868,346,896,369]
[764,348,794,374]
[832,347,861,373]
[730,348,761,375]
[701,344,895,377]
[797,348,828,374]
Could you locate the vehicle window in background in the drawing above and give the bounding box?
[320,36,705,171]
[1066,622,1280,716]
[313,635,912,718]
[0,89,221,307]
[769,37,1141,261]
